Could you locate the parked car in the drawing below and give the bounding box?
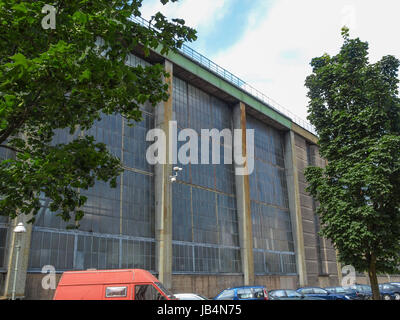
[296,287,351,300]
[214,286,269,300]
[269,289,325,300]
[350,283,395,300]
[324,286,362,300]
[379,283,400,300]
[349,284,373,300]
[174,293,208,300]
[53,269,177,300]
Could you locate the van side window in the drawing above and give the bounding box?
[105,286,127,298]
[135,285,166,300]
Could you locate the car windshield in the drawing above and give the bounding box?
[155,282,175,298]
[176,294,207,300]
[380,284,396,290]
[215,289,235,300]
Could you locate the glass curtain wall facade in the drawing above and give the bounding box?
[172,77,241,274]
[28,54,156,272]
[8,54,298,277]
[247,116,296,275]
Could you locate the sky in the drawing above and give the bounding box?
[140,0,400,122]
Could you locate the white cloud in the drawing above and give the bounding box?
[210,0,400,122]
[140,0,229,31]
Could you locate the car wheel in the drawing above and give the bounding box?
[383,294,391,301]
[394,293,400,300]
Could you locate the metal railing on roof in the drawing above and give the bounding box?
[131,15,317,135]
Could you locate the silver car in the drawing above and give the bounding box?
[174,293,208,300]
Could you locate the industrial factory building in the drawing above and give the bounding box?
[0,31,349,299]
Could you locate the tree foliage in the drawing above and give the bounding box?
[304,28,400,298]
[0,0,196,227]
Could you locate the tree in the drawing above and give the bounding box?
[0,1,196,227]
[304,27,400,300]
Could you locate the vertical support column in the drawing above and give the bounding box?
[233,102,254,286]
[154,59,173,289]
[2,214,33,299]
[284,130,307,287]
[310,144,329,276]
[336,250,343,285]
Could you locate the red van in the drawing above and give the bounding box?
[53,269,176,300]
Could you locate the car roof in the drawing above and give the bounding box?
[222,285,265,291]
[269,289,296,292]
[57,269,159,286]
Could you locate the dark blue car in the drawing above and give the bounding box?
[269,289,325,300]
[325,286,362,300]
[351,283,397,300]
[349,284,373,300]
[297,287,351,300]
[214,286,269,300]
[379,284,400,300]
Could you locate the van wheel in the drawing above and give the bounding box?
[383,294,391,300]
[394,293,400,300]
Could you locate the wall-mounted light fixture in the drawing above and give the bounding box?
[170,166,183,183]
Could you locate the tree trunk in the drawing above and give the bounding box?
[368,254,380,300]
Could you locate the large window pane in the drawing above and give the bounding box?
[247,115,295,275]
[28,55,156,272]
[171,77,241,274]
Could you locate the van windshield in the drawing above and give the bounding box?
[155,282,175,299]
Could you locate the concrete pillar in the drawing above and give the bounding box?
[233,102,254,286]
[154,59,173,289]
[2,214,33,299]
[284,131,307,287]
